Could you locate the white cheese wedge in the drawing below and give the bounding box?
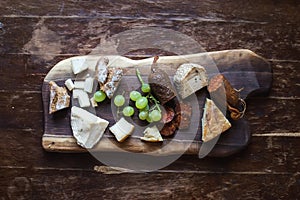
[74,81,85,89]
[141,125,163,142]
[71,106,109,148]
[64,78,75,91]
[71,57,89,75]
[90,97,98,107]
[201,98,231,142]
[174,63,208,99]
[84,77,94,93]
[109,117,134,142]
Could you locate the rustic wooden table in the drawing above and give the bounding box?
[0,1,299,199]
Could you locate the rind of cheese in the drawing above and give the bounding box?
[74,81,85,89]
[71,106,109,148]
[141,125,163,142]
[109,117,134,142]
[64,78,75,91]
[201,98,231,142]
[84,77,94,93]
[49,81,70,114]
[173,63,208,99]
[71,57,89,74]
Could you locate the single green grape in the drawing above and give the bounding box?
[149,110,162,122]
[130,91,142,101]
[138,111,148,120]
[140,104,149,112]
[94,91,106,102]
[122,106,134,117]
[146,115,153,123]
[141,83,151,93]
[135,97,148,109]
[114,95,125,107]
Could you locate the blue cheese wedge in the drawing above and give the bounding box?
[173,63,208,99]
[141,125,163,142]
[109,117,134,142]
[96,58,109,84]
[100,68,123,99]
[71,57,89,75]
[71,106,109,148]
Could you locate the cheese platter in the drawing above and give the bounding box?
[42,49,272,157]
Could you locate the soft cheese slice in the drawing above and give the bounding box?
[78,90,90,108]
[71,57,89,74]
[84,77,94,93]
[201,98,231,142]
[174,63,208,99]
[74,81,85,89]
[71,106,109,148]
[109,117,134,142]
[141,125,163,142]
[64,78,75,91]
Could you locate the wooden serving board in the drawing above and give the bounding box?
[42,49,272,157]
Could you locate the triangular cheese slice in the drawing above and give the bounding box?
[201,98,231,142]
[141,125,163,142]
[71,106,109,148]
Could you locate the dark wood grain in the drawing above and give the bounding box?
[0,0,299,199]
[0,14,299,60]
[1,168,299,200]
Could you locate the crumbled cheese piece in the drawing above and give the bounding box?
[49,81,70,114]
[64,78,75,91]
[71,106,109,148]
[74,81,85,89]
[141,126,163,142]
[71,57,89,74]
[90,97,98,107]
[72,89,82,99]
[84,77,94,93]
[72,89,90,108]
[109,117,134,142]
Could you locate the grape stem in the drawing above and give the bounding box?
[136,68,145,85]
[136,68,161,112]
